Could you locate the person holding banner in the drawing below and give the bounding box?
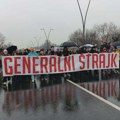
[2,49,11,88]
[28,48,38,82]
[39,49,48,87]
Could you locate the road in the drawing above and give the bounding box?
[0,80,120,120]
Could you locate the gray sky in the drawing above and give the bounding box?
[0,0,120,49]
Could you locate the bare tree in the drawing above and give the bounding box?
[69,29,99,46]
[3,42,13,48]
[0,33,5,48]
[40,40,57,50]
[69,29,83,46]
[93,22,120,43]
[69,22,120,48]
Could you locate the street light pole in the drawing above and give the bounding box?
[41,28,53,50]
[77,0,92,40]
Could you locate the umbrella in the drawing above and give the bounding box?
[7,45,17,55]
[60,41,78,47]
[112,42,120,47]
[81,44,94,48]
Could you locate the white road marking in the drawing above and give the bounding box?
[67,80,120,111]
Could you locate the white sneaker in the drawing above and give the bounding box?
[3,82,7,88]
[32,79,35,83]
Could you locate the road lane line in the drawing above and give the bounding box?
[67,80,120,111]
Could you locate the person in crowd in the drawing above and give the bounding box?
[28,48,38,56]
[39,49,45,55]
[39,48,48,87]
[102,47,107,53]
[68,47,72,55]
[62,47,73,82]
[28,48,38,82]
[72,48,77,54]
[2,49,11,88]
[50,46,55,55]
[20,49,25,55]
[16,49,21,55]
[2,49,9,56]
[12,51,17,55]
[90,46,98,53]
[78,47,87,53]
[24,49,29,55]
[45,50,50,55]
[63,47,69,56]
[56,48,62,56]
[49,46,58,85]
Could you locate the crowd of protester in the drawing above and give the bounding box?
[0,41,120,90]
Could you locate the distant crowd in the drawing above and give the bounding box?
[1,42,120,57]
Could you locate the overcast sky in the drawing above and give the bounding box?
[0,0,120,48]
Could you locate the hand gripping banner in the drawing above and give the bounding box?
[2,53,119,76]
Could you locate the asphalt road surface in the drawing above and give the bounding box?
[0,81,120,120]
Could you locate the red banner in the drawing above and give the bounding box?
[2,53,119,76]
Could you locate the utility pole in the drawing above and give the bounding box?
[41,28,53,50]
[77,0,92,40]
